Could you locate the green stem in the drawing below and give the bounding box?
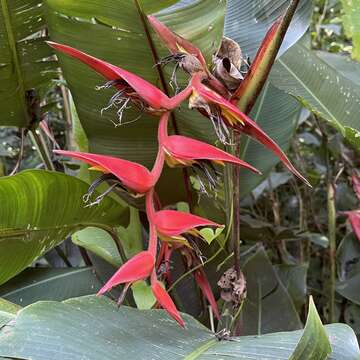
[327,182,336,323]
[232,133,241,278]
[30,130,56,171]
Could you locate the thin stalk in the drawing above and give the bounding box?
[327,182,336,323]
[30,129,56,171]
[60,84,75,150]
[316,116,336,323]
[232,132,241,278]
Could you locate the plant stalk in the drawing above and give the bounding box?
[327,182,336,323]
[30,129,56,171]
[232,132,242,278]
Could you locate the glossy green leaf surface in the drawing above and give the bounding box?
[240,248,302,335]
[341,0,360,61]
[0,0,59,126]
[0,268,102,306]
[0,296,358,360]
[271,43,360,136]
[0,170,128,285]
[289,297,331,359]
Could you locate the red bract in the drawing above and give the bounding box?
[194,269,220,320]
[151,272,185,327]
[153,210,220,239]
[189,74,310,186]
[54,150,154,195]
[148,15,207,71]
[347,211,360,242]
[47,41,192,114]
[97,251,155,295]
[157,112,260,174]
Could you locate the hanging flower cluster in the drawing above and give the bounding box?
[49,15,308,327]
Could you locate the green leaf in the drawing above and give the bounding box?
[0,298,20,315]
[336,233,360,305]
[0,170,128,285]
[199,227,224,245]
[275,264,308,311]
[225,0,313,58]
[0,0,59,126]
[0,268,102,306]
[271,43,360,137]
[131,281,156,310]
[240,248,302,335]
[289,296,332,359]
[345,126,360,154]
[0,296,358,360]
[341,0,360,61]
[73,227,122,268]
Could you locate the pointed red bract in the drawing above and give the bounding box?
[97,251,155,295]
[163,135,260,174]
[147,15,207,70]
[54,150,154,194]
[347,211,360,242]
[153,210,220,237]
[190,75,310,186]
[151,276,185,327]
[194,269,220,320]
[47,41,171,110]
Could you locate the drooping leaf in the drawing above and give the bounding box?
[289,296,331,360]
[0,170,128,285]
[0,268,102,306]
[0,296,358,360]
[0,0,59,126]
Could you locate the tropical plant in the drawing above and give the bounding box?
[0,0,360,359]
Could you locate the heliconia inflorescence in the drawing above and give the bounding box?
[50,9,308,327]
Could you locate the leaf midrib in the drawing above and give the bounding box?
[0,0,29,126]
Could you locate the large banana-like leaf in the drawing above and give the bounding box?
[0,0,59,127]
[0,296,358,359]
[271,42,360,136]
[0,267,102,306]
[225,0,313,58]
[0,170,128,285]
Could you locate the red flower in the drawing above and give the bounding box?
[347,211,360,242]
[148,15,207,72]
[158,112,260,174]
[97,251,155,295]
[54,150,155,195]
[189,74,310,186]
[151,271,185,327]
[194,269,220,320]
[147,16,228,97]
[47,41,193,116]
